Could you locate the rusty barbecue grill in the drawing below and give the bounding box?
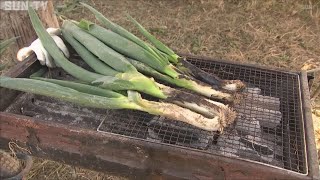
[2,55,316,179]
[96,57,306,174]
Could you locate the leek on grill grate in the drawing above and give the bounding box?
[72,19,237,103]
[0,76,235,132]
[22,6,237,131]
[80,2,245,93]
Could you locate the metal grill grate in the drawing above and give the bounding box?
[97,57,306,174]
[187,58,306,173]
[4,56,307,174]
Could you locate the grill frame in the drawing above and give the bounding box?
[0,54,318,179]
[90,55,307,174]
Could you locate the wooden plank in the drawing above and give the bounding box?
[0,0,58,61]
[0,56,40,111]
[0,112,311,180]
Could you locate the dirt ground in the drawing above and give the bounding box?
[0,0,319,179]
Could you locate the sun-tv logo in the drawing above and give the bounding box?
[0,1,48,11]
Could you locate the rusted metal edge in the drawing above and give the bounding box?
[0,112,312,180]
[297,74,309,175]
[300,71,320,179]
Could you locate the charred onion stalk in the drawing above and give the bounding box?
[34,75,236,120]
[131,92,235,131]
[127,58,241,103]
[81,2,246,93]
[178,59,246,92]
[0,77,235,131]
[34,76,236,127]
[27,6,237,129]
[157,83,236,121]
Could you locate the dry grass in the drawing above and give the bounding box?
[59,0,320,70]
[25,158,126,180]
[1,0,319,179]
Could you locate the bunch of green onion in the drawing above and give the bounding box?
[0,5,245,132]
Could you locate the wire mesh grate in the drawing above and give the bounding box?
[4,56,306,174]
[96,58,306,174]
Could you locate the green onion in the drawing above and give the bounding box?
[29,7,165,98]
[61,29,118,76]
[62,22,233,116]
[0,76,235,131]
[29,67,47,78]
[61,21,166,98]
[79,3,182,78]
[61,24,234,117]
[21,7,238,131]
[75,19,178,78]
[126,14,179,63]
[126,16,246,92]
[62,20,135,73]
[28,6,103,82]
[62,19,234,113]
[80,2,245,93]
[0,77,139,109]
[80,3,161,60]
[68,19,235,102]
[32,77,123,98]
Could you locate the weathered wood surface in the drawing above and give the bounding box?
[0,0,58,60]
[0,111,312,180]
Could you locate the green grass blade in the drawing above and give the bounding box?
[0,37,19,55]
[32,77,124,98]
[0,77,139,110]
[0,64,6,71]
[28,6,103,82]
[126,14,179,63]
[61,28,119,76]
